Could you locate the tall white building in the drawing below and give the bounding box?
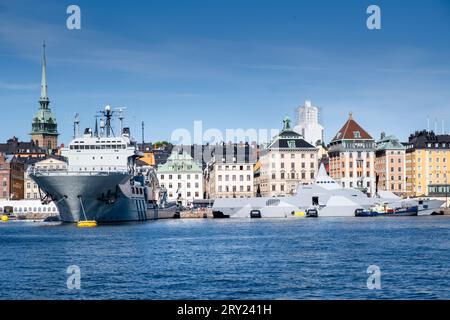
[294,100,324,146]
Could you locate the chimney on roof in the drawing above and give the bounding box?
[348,112,353,120]
[380,132,386,140]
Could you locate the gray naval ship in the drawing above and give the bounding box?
[212,164,445,218]
[30,106,178,223]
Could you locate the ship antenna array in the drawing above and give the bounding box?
[73,113,80,138]
[99,105,117,137]
[116,107,127,135]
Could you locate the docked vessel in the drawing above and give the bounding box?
[30,106,177,223]
[212,164,444,218]
[355,204,419,217]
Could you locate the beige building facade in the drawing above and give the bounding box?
[328,113,376,195]
[375,133,407,195]
[256,117,318,197]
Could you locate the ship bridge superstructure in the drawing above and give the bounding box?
[60,105,141,173]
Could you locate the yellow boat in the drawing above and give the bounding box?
[1,215,9,222]
[294,211,306,217]
[77,220,97,228]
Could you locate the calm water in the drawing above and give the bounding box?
[1,217,449,300]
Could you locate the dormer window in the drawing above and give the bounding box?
[287,140,296,148]
[353,131,361,138]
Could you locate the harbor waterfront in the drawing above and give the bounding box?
[1,217,450,300]
[1,0,450,306]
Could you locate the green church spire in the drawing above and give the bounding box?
[31,42,58,146]
[40,41,48,103]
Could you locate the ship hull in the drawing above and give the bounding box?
[30,173,155,223]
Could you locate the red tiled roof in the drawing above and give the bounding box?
[331,112,373,141]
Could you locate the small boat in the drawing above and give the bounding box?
[250,210,262,218]
[355,203,391,217]
[385,206,418,217]
[306,208,318,218]
[292,211,306,217]
[355,208,383,217]
[43,215,61,222]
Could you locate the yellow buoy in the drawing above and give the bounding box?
[1,215,9,222]
[77,220,97,228]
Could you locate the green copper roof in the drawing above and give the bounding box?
[157,151,202,173]
[30,42,58,136]
[376,135,406,151]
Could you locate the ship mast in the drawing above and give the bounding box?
[73,113,80,138]
[100,105,115,137]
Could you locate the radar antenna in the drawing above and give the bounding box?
[99,105,115,137]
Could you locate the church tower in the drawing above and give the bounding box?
[31,42,58,151]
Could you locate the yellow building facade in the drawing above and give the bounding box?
[405,131,450,197]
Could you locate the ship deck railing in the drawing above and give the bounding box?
[28,168,131,176]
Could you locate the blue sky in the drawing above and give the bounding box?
[1,0,450,145]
